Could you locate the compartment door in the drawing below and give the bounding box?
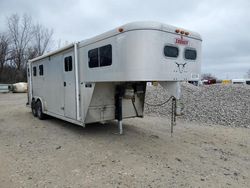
[63,52,76,119]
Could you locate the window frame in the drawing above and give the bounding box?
[64,56,73,72]
[163,44,179,59]
[88,48,99,68]
[184,47,197,61]
[33,66,37,77]
[39,64,44,76]
[88,44,112,68]
[99,44,112,67]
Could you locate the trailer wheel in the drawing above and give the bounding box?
[31,100,37,117]
[36,100,45,120]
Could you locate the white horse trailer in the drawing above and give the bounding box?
[27,21,202,134]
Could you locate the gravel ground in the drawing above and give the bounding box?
[0,93,250,187]
[145,83,250,128]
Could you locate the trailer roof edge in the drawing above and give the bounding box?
[29,43,76,63]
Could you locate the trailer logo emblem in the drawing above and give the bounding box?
[175,62,187,73]
[175,36,188,45]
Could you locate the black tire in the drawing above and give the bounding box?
[31,100,37,117]
[36,100,45,120]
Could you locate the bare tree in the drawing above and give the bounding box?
[0,33,9,74]
[0,13,54,83]
[201,73,217,80]
[30,23,53,58]
[7,14,33,70]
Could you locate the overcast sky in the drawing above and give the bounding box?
[0,0,249,79]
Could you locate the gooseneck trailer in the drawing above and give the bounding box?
[27,21,202,134]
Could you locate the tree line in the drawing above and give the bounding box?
[0,14,53,83]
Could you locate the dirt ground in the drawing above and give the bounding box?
[0,93,250,188]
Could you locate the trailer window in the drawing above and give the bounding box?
[88,48,99,68]
[185,49,197,60]
[64,56,73,72]
[33,67,37,76]
[164,45,179,58]
[100,45,112,67]
[88,44,112,68]
[39,65,44,76]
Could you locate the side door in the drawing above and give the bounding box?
[63,52,76,119]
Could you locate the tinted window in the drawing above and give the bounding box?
[185,49,197,60]
[39,65,44,76]
[100,45,112,67]
[164,46,179,58]
[64,56,73,72]
[33,67,37,76]
[88,45,112,68]
[88,48,99,68]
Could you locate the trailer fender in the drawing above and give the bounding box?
[33,97,46,113]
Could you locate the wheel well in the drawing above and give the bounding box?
[31,97,41,103]
[31,97,43,110]
[35,98,44,112]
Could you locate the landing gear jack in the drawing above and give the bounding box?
[171,97,177,137]
[115,86,123,135]
[118,120,123,135]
